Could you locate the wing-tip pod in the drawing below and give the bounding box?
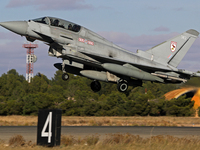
[186,29,199,37]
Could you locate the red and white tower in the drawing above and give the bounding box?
[23,43,38,83]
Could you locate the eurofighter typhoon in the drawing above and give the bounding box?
[0,17,199,92]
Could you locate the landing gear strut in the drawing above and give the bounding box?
[91,80,101,92]
[117,80,128,92]
[61,60,69,81]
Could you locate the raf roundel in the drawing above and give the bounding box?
[170,41,177,52]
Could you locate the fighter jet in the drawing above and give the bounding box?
[0,17,199,92]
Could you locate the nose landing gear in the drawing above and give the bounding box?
[62,73,69,81]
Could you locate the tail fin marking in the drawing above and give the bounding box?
[145,29,199,68]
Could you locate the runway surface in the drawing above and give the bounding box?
[0,126,200,143]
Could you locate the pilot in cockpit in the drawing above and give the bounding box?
[53,19,59,26]
[68,24,72,30]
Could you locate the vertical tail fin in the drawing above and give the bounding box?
[145,29,199,67]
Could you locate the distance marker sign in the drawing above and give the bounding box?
[37,109,61,147]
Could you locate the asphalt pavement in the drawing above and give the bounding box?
[1,126,200,143]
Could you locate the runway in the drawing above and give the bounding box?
[0,126,200,143]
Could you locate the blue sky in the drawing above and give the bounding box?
[0,0,200,79]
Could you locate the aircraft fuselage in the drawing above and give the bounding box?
[0,16,199,92]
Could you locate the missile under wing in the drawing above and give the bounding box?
[0,16,199,92]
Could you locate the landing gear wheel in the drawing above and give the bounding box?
[117,81,128,92]
[62,73,69,81]
[91,80,101,92]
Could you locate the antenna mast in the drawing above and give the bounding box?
[23,43,38,83]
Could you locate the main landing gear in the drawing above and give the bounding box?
[117,80,128,92]
[90,80,101,92]
[90,79,128,93]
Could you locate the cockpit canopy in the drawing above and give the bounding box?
[32,17,81,32]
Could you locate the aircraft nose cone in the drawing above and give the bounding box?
[0,21,28,35]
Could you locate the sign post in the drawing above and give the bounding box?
[37,109,61,147]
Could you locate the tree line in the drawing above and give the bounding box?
[0,69,199,116]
